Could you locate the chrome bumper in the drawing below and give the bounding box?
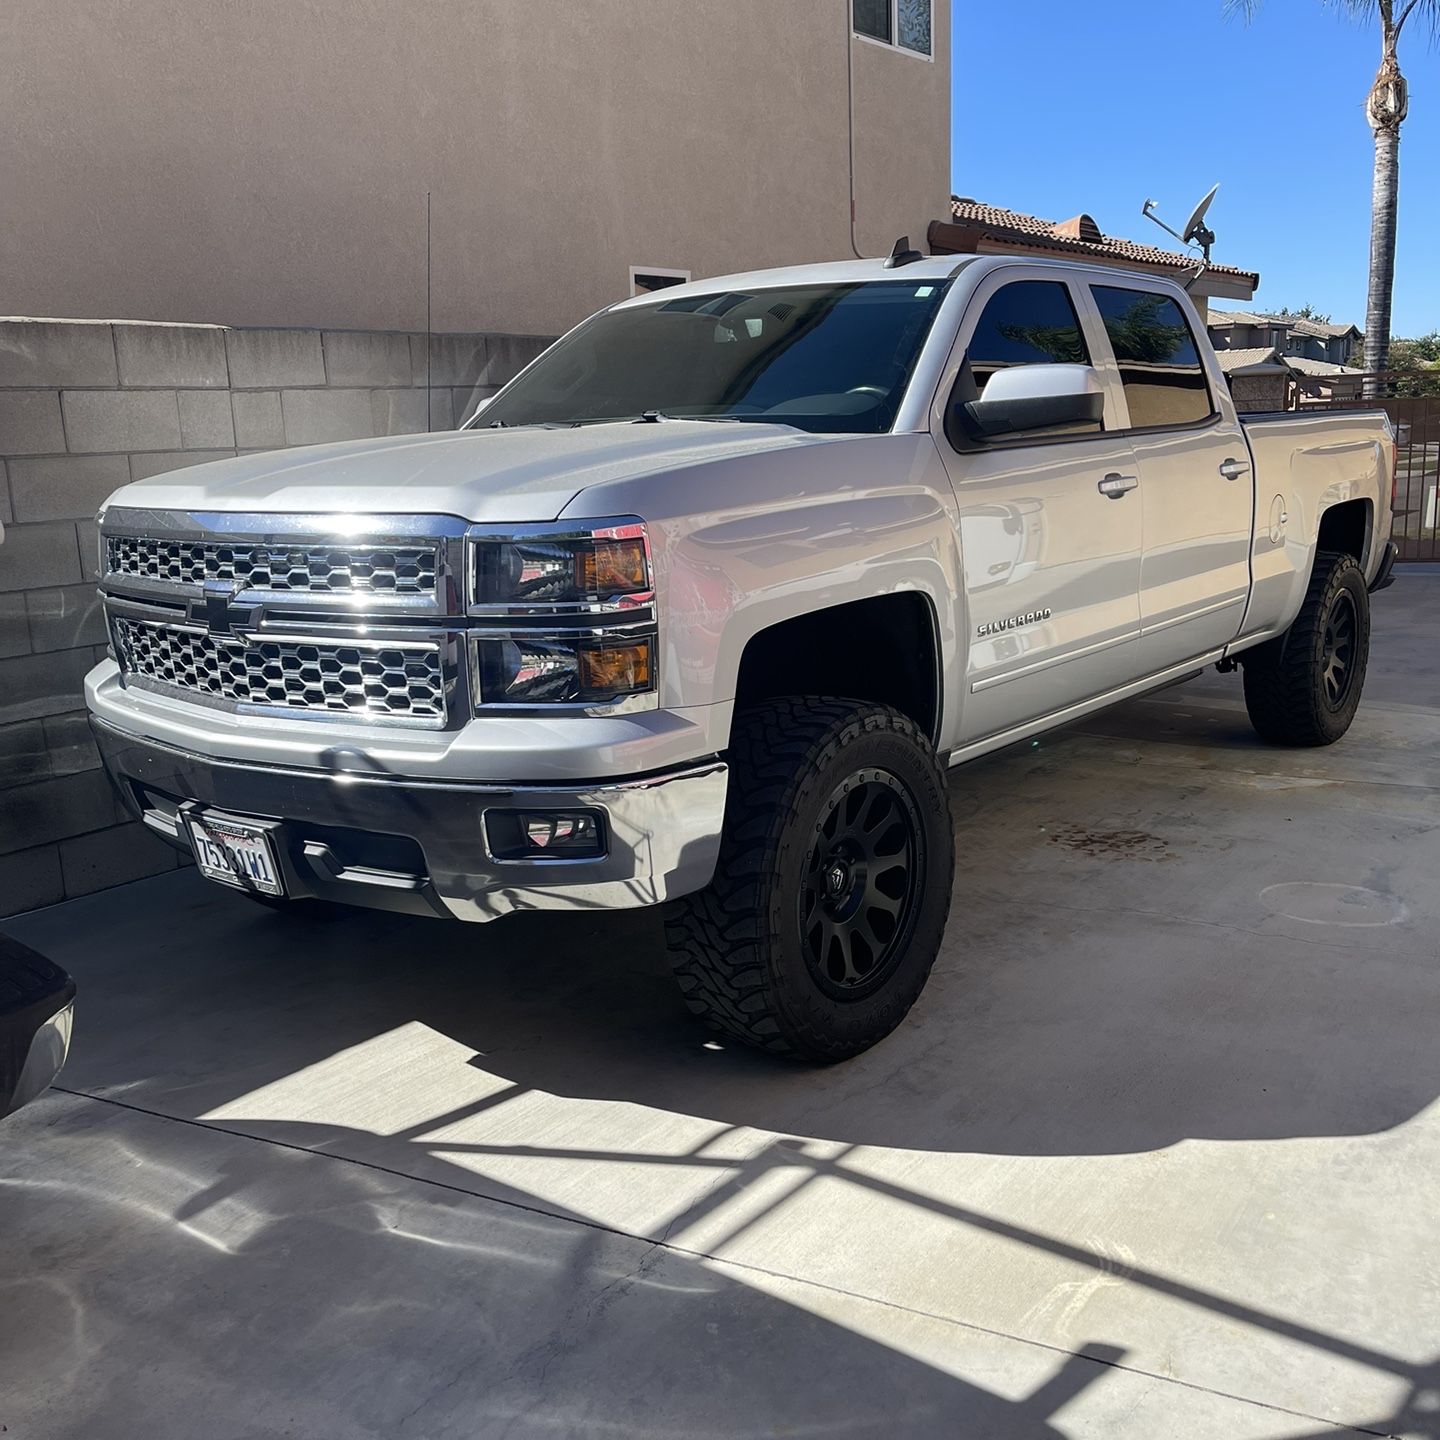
[7,1003,74,1117]
[93,719,727,923]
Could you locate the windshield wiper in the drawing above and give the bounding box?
[629,412,795,426]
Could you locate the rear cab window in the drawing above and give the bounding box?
[1090,285,1214,430]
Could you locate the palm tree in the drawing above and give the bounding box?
[1227,1,1438,382]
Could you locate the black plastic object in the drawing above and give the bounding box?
[0,933,75,1118]
[883,235,926,269]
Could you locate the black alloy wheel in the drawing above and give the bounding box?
[1241,550,1371,747]
[1320,590,1357,710]
[801,769,922,1001]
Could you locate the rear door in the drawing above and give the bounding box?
[1087,281,1254,670]
[931,268,1143,746]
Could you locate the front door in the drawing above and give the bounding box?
[933,273,1143,746]
[1087,281,1254,671]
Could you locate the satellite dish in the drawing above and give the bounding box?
[1181,184,1220,257]
[1141,183,1220,261]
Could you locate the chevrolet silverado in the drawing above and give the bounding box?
[86,252,1398,1060]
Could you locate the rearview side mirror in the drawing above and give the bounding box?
[954,363,1105,443]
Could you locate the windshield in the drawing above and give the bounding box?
[468,279,952,435]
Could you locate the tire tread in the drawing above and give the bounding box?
[665,697,949,1061]
[1242,551,1369,747]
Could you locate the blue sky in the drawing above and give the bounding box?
[952,0,1440,334]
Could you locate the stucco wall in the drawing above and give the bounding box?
[0,0,952,336]
[0,318,551,919]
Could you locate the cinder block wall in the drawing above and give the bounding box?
[0,318,552,919]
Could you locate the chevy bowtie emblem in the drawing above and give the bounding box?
[198,579,259,636]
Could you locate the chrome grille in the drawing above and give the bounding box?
[106,535,438,595]
[112,617,446,722]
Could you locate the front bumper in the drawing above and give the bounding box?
[93,718,727,923]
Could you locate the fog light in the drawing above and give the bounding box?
[486,809,605,860]
[524,813,597,850]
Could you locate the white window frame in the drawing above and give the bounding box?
[629,266,691,298]
[852,0,933,61]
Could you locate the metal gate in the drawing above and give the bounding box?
[1292,373,1440,562]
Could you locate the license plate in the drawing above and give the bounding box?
[185,811,285,897]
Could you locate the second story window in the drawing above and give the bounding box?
[854,0,932,57]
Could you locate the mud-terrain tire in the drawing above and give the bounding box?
[665,698,954,1062]
[1241,551,1370,746]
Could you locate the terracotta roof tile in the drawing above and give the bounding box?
[947,198,1258,283]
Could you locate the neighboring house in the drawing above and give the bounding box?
[1211,343,1365,410]
[1285,355,1367,403]
[1216,347,1292,411]
[0,1,952,336]
[1208,310,1363,368]
[930,198,1261,312]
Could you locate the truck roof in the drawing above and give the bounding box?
[609,252,1183,310]
[612,256,977,309]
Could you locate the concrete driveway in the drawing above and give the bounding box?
[3,578,1438,1439]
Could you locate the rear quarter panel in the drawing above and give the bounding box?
[1237,410,1391,644]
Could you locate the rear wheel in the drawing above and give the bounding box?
[1241,551,1370,746]
[665,697,954,1062]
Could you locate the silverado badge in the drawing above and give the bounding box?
[976,607,1052,639]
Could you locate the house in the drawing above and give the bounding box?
[1208,310,1363,368]
[0,1,951,336]
[1284,355,1367,403]
[1215,347,1292,411]
[929,198,1261,313]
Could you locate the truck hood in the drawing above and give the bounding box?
[103,421,834,523]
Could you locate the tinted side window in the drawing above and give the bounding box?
[1091,286,1213,429]
[964,281,1092,394]
[952,280,1100,444]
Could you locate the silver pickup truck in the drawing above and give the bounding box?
[87,254,1397,1061]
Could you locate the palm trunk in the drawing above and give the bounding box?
[1366,126,1400,386]
[1364,44,1407,394]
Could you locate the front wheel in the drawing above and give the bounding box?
[665,698,955,1062]
[1241,551,1371,746]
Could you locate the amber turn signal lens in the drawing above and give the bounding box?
[577,640,652,694]
[577,538,648,596]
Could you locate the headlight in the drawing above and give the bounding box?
[476,633,653,704]
[473,523,651,609]
[469,521,656,707]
